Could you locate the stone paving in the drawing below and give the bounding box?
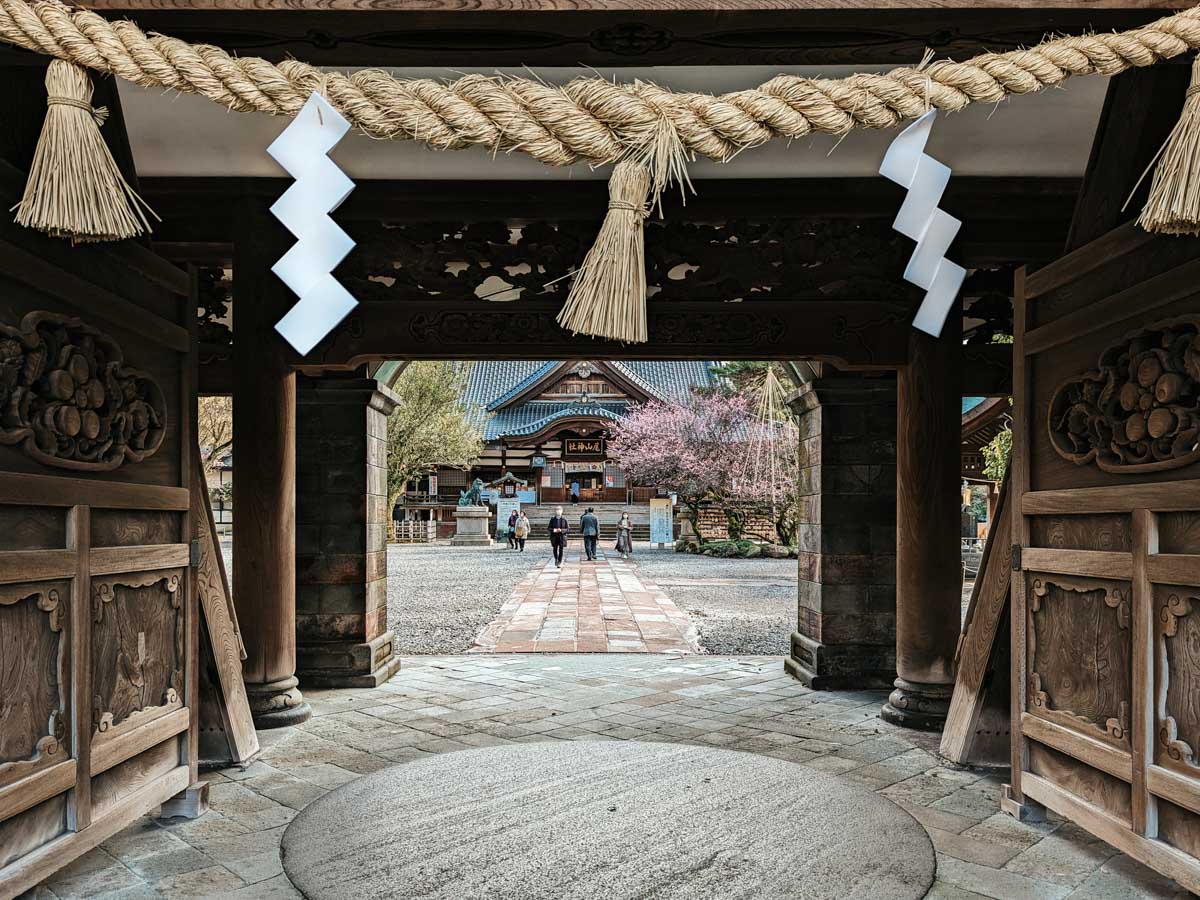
[30,654,1191,900]
[469,547,700,654]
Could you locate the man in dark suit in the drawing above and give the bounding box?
[548,506,569,568]
[580,507,599,561]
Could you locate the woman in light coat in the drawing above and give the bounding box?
[615,512,633,559]
[514,511,530,551]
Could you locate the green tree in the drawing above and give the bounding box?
[386,362,482,509]
[982,422,1012,482]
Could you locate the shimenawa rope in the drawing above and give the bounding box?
[3,0,1200,341]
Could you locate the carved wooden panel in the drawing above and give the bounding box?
[91,569,183,743]
[1157,587,1200,775]
[0,311,168,472]
[1048,316,1200,475]
[1029,574,1132,746]
[1029,514,1132,552]
[0,583,67,789]
[342,217,914,306]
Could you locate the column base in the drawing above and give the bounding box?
[246,676,312,729]
[298,630,401,688]
[1000,784,1046,823]
[880,677,952,730]
[784,631,896,691]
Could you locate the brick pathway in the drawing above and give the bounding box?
[469,547,700,654]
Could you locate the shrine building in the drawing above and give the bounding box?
[399,359,716,532]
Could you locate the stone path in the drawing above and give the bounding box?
[469,547,700,654]
[32,655,1188,900]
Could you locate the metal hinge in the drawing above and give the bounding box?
[189,539,202,568]
[1011,544,1022,571]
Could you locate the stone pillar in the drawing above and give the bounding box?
[234,205,310,728]
[295,376,402,688]
[882,317,964,730]
[785,374,897,690]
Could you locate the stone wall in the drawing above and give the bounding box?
[786,374,897,690]
[295,377,402,687]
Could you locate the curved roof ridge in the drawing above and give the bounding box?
[504,403,624,437]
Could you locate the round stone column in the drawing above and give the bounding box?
[882,314,962,730]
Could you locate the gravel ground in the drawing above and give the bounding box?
[629,548,797,656]
[387,542,545,655]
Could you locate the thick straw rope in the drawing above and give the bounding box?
[2,0,1200,168]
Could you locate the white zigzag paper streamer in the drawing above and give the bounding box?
[268,92,357,355]
[879,109,966,338]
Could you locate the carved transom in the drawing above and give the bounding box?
[340,218,915,306]
[1048,316,1200,474]
[0,311,167,471]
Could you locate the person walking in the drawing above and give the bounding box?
[506,509,518,549]
[580,506,599,561]
[548,505,569,567]
[514,511,530,552]
[615,511,633,560]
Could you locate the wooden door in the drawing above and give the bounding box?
[1009,222,1200,891]
[0,166,197,897]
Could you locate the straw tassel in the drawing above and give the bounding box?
[13,60,157,243]
[557,113,692,344]
[556,160,652,344]
[1138,54,1200,236]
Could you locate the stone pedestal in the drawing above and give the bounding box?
[295,377,402,688]
[451,506,492,546]
[882,319,963,731]
[785,375,897,690]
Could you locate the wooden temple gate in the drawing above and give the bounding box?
[0,0,1199,894]
[1003,224,1200,890]
[0,166,205,894]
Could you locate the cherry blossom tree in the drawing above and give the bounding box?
[610,389,799,544]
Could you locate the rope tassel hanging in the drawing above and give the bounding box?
[1139,54,1200,236]
[556,161,651,344]
[13,60,156,243]
[557,113,693,344]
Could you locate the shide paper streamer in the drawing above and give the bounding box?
[879,109,966,339]
[268,92,358,356]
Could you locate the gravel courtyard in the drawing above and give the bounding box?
[387,542,797,656]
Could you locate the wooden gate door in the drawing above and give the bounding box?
[0,178,197,898]
[1009,223,1200,892]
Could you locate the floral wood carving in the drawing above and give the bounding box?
[0,311,167,471]
[0,586,67,785]
[1029,576,1131,745]
[1048,316,1200,474]
[1158,591,1200,770]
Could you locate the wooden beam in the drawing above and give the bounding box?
[293,297,912,368]
[1066,63,1192,252]
[31,6,1173,70]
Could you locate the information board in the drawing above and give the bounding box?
[495,498,520,540]
[649,497,674,546]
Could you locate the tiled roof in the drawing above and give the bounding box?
[962,396,986,417]
[496,403,626,439]
[461,360,719,440]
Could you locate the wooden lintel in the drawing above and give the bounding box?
[42,4,1178,73]
[291,297,912,369]
[143,176,1077,267]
